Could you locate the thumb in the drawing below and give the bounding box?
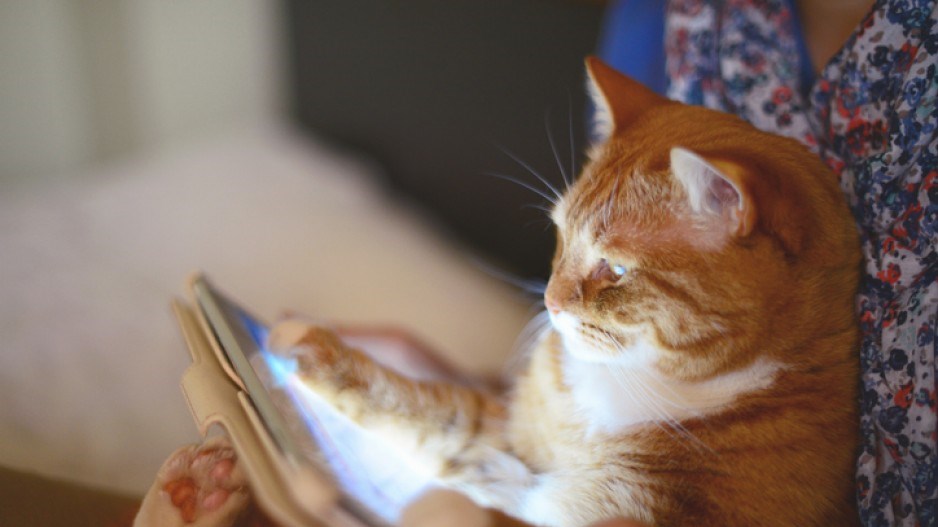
[400,489,492,527]
[400,489,530,527]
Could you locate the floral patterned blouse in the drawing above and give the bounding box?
[604,0,937,525]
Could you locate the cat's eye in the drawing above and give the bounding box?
[595,258,628,283]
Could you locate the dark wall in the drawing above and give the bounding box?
[284,0,604,279]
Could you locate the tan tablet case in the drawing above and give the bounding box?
[172,274,359,527]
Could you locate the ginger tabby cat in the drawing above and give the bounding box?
[265,57,862,527]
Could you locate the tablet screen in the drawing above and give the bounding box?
[193,278,433,526]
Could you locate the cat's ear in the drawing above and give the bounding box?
[670,146,756,237]
[586,56,668,143]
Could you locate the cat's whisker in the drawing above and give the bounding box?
[627,375,697,438]
[627,356,735,409]
[504,311,553,379]
[524,218,556,233]
[496,147,564,201]
[605,339,691,412]
[608,365,679,433]
[481,171,557,206]
[605,342,715,455]
[567,94,578,183]
[467,256,548,298]
[574,326,708,451]
[621,371,714,455]
[517,311,552,349]
[626,358,725,443]
[521,203,554,216]
[628,360,706,415]
[520,203,557,231]
[544,109,572,189]
[607,363,688,445]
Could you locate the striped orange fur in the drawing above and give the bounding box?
[270,57,861,527]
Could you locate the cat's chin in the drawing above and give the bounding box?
[550,311,648,364]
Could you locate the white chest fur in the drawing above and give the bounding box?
[562,339,782,436]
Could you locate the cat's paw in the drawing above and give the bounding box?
[266,319,352,391]
[135,437,250,527]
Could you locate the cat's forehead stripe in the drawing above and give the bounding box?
[566,165,627,229]
[568,165,667,239]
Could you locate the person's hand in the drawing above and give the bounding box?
[401,489,650,527]
[589,520,650,527]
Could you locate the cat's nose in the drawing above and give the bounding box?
[544,294,562,315]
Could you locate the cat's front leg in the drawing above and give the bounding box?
[267,320,534,512]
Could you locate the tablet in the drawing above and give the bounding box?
[191,276,432,526]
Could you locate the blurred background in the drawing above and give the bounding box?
[0,0,603,501]
[1,0,281,189]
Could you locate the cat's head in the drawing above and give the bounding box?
[545,58,858,377]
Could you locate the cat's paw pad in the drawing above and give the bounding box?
[139,437,249,526]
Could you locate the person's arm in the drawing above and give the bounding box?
[794,0,873,73]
